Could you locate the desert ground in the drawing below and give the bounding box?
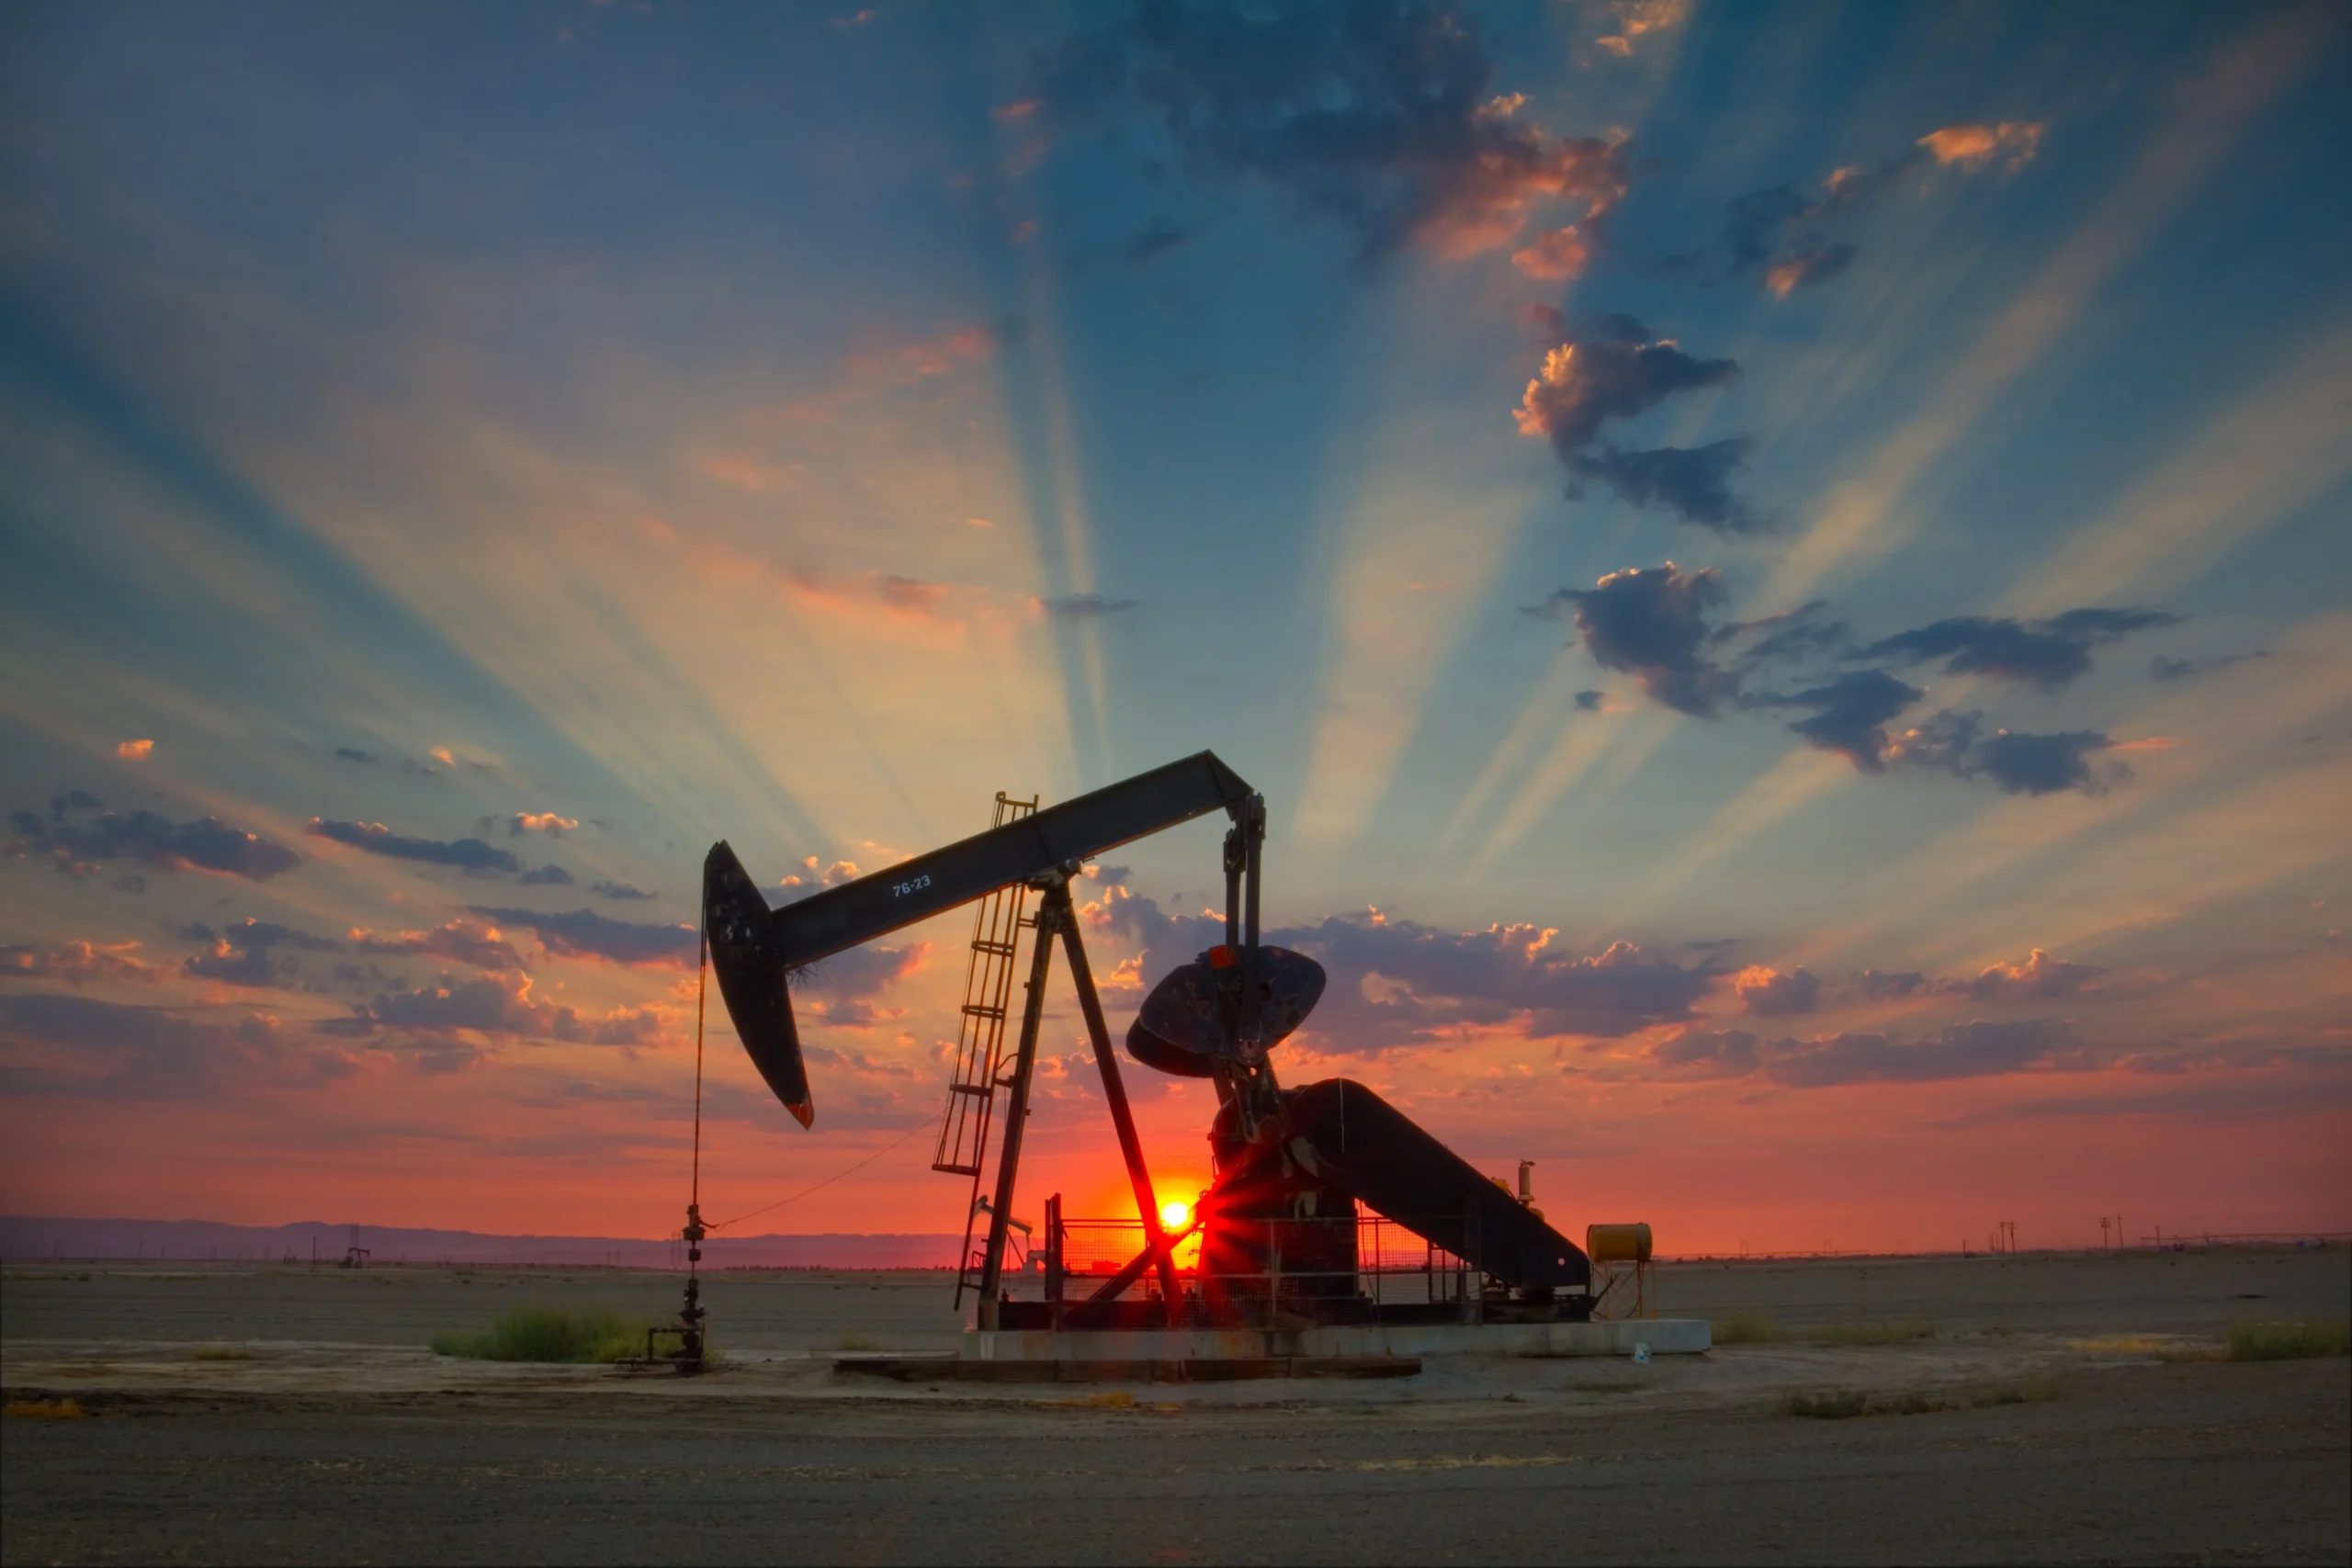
[5,1247,2346,1565]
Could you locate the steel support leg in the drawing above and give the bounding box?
[1049,880,1182,1321]
[975,886,1057,1330]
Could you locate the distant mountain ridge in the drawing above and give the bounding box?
[0,1215,960,1269]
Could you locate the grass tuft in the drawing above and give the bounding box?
[431,1306,655,1364]
[835,1333,886,1352]
[1784,1378,2058,1420]
[1712,1313,1775,1345]
[191,1346,252,1361]
[2228,1318,2350,1361]
[5,1398,87,1420]
[1814,1317,1935,1346]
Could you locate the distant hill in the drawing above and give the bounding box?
[0,1215,961,1269]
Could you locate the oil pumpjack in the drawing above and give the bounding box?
[701,751,1593,1331]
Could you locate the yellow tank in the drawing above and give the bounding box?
[1586,1223,1652,1263]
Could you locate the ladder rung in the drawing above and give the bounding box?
[961,1003,1005,1021]
[971,940,1018,958]
[931,1160,980,1178]
[945,1082,991,1100]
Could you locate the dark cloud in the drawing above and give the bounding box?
[316,974,658,1045]
[516,863,576,886]
[1649,1026,1758,1078]
[1863,607,2177,690]
[794,943,927,998]
[1564,439,1761,533]
[334,748,379,764]
[1125,217,1201,265]
[466,907,698,968]
[307,819,521,874]
[0,993,325,1099]
[1516,320,1739,457]
[1763,1018,2071,1089]
[1032,1,1630,262]
[592,881,656,901]
[1668,121,2043,295]
[1529,563,1734,716]
[10,801,301,882]
[1749,669,1925,772]
[1888,710,2119,796]
[183,918,342,989]
[1859,969,1925,999]
[1573,689,1605,711]
[1085,884,1712,1050]
[2151,650,2268,682]
[1040,592,1140,617]
[1735,965,1822,1017]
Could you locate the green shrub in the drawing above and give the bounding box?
[431,1306,655,1363]
[2227,1318,2351,1361]
[1713,1313,1775,1345]
[1815,1317,1935,1346]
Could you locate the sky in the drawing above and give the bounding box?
[2,0,2347,1257]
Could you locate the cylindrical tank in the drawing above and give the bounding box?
[1586,1223,1652,1263]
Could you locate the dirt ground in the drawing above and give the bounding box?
[5,1248,2346,1565]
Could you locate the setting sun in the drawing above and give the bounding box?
[1160,1200,1192,1231]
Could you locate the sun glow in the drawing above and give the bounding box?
[1159,1200,1192,1231]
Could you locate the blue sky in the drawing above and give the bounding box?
[2,0,2346,1247]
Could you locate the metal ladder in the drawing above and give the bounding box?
[932,792,1038,1304]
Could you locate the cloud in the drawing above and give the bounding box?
[1573,689,1605,711]
[351,919,526,972]
[591,881,656,901]
[1763,1018,2071,1088]
[183,918,342,989]
[307,819,521,874]
[115,739,154,760]
[0,993,322,1099]
[10,801,301,881]
[1917,121,2044,172]
[1528,563,1734,716]
[1886,710,2120,795]
[1862,607,2177,689]
[1762,242,1854,297]
[1510,224,1590,281]
[1593,0,1689,58]
[1039,592,1140,617]
[1514,321,1740,456]
[1125,218,1200,265]
[1564,438,1761,532]
[2150,649,2268,682]
[1670,119,2046,294]
[316,970,659,1045]
[795,942,927,998]
[333,748,379,764]
[516,863,575,886]
[1859,969,1926,999]
[466,907,699,968]
[1733,964,1822,1017]
[507,812,579,837]
[1748,669,1925,771]
[1649,1026,1758,1077]
[1,940,171,987]
[1031,1,1630,261]
[1956,948,2100,1001]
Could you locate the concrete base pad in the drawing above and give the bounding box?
[837,1354,1420,1383]
[959,1317,1710,1363]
